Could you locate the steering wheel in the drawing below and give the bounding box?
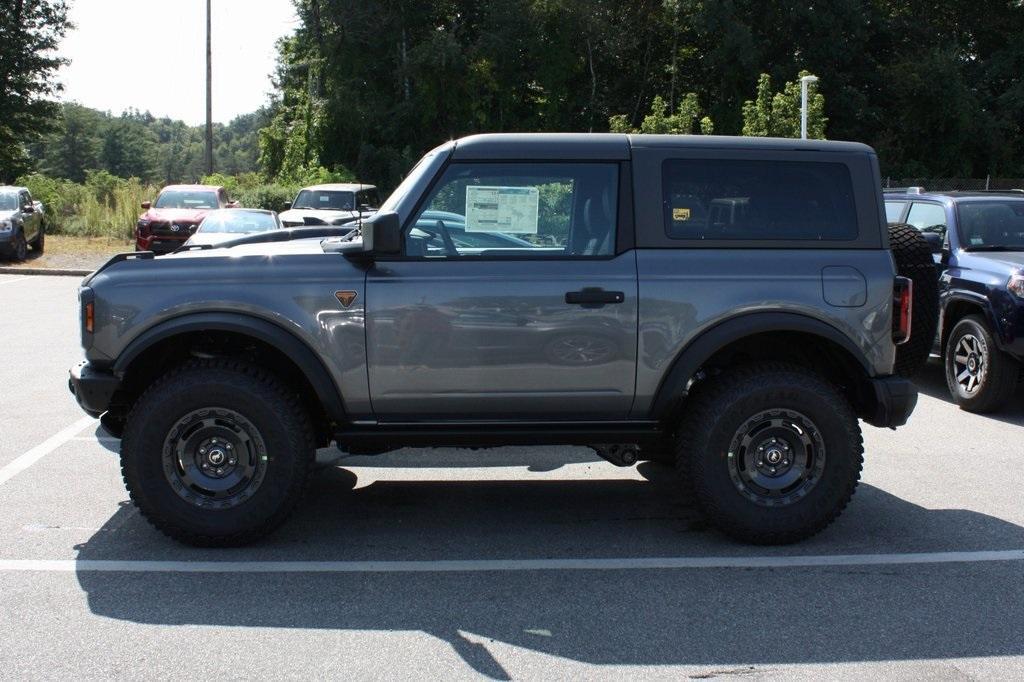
[419,219,459,256]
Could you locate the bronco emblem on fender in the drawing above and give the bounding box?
[335,290,358,308]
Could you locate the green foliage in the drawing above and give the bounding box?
[269,0,1024,180]
[17,171,153,239]
[30,104,268,185]
[0,0,71,181]
[741,71,826,139]
[610,94,714,135]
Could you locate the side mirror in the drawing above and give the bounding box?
[141,201,152,210]
[227,201,240,209]
[23,204,34,214]
[283,202,292,211]
[922,232,943,254]
[360,211,401,256]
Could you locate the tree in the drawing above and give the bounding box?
[609,93,713,135]
[741,71,827,139]
[0,0,71,181]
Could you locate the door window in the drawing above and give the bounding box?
[905,202,947,239]
[406,163,618,258]
[885,201,907,223]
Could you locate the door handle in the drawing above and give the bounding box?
[565,288,625,307]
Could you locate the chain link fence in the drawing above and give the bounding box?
[883,177,1024,191]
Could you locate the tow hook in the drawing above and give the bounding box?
[591,444,639,467]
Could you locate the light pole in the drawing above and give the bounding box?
[800,75,818,140]
[205,0,213,175]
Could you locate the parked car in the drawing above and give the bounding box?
[415,210,537,250]
[184,209,283,248]
[0,186,45,261]
[886,188,1024,412]
[71,133,932,548]
[135,185,239,254]
[279,184,380,227]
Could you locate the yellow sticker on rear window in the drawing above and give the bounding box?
[673,207,691,221]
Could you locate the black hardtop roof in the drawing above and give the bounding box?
[450,132,874,160]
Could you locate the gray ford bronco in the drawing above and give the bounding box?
[69,133,934,547]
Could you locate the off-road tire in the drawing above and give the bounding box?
[30,225,45,253]
[120,359,314,547]
[944,315,1020,413]
[676,363,863,545]
[888,223,939,378]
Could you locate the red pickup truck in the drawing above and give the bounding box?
[135,185,238,253]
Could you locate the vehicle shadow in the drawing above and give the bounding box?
[914,358,1024,427]
[74,464,1024,675]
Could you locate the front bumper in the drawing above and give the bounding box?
[136,235,187,254]
[68,361,121,417]
[865,375,918,428]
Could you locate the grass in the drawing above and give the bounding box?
[0,235,132,271]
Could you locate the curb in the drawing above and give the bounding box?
[0,266,91,277]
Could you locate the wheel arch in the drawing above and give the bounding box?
[112,312,347,429]
[650,312,877,422]
[941,293,998,353]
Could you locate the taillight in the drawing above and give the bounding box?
[893,276,912,345]
[85,301,95,334]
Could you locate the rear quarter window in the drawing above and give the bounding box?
[663,159,859,241]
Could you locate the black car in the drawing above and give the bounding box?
[886,189,1024,412]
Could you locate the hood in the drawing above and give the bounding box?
[182,232,255,247]
[279,208,358,226]
[961,250,1024,275]
[140,207,212,223]
[0,210,17,221]
[165,236,333,259]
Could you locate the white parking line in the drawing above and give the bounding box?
[0,276,30,285]
[1,550,1023,574]
[0,417,98,486]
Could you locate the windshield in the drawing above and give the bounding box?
[198,211,278,234]
[957,200,1024,250]
[378,143,452,215]
[0,194,17,211]
[293,190,354,211]
[155,190,220,209]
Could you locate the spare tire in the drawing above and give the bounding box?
[888,223,939,378]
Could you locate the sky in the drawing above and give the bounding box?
[57,0,299,125]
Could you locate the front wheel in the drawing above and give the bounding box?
[10,231,28,261]
[676,363,863,545]
[120,360,314,546]
[944,315,1019,413]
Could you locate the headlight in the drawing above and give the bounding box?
[0,220,12,233]
[1009,275,1024,299]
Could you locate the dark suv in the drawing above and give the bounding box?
[886,189,1024,412]
[71,134,931,547]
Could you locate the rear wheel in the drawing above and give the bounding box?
[30,225,45,253]
[944,315,1019,413]
[676,363,863,545]
[120,360,314,546]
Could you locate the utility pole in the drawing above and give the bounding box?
[205,0,213,175]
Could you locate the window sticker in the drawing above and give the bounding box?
[465,186,540,234]
[673,207,691,221]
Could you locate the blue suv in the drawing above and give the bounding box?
[886,189,1024,412]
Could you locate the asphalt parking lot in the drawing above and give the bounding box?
[1,272,1023,679]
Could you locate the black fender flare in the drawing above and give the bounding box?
[113,312,347,422]
[650,312,874,419]
[939,291,1001,350]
